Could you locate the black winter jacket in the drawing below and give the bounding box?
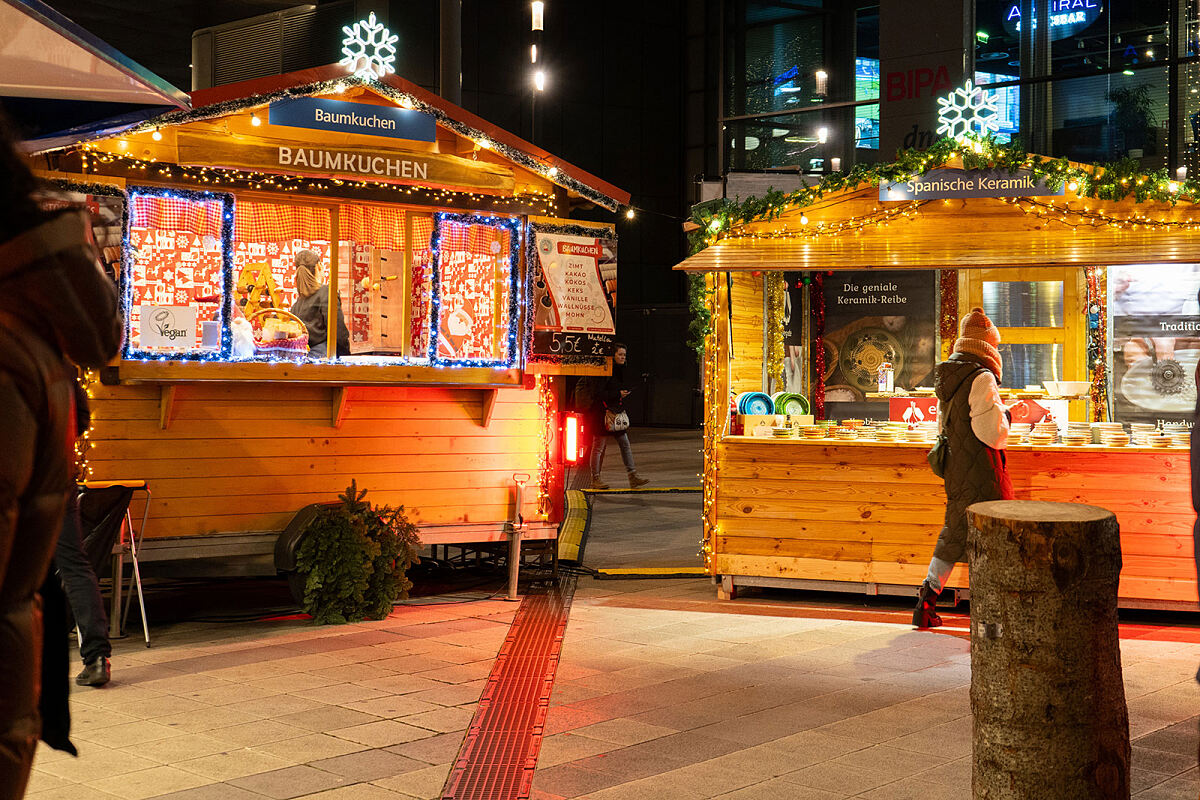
[0,210,121,794]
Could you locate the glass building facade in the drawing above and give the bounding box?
[721,0,1198,175]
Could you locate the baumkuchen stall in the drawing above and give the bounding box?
[677,142,1198,610]
[27,64,627,564]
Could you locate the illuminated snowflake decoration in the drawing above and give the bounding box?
[936,80,1000,143]
[339,12,398,80]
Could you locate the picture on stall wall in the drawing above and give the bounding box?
[819,270,938,404]
[1109,264,1200,424]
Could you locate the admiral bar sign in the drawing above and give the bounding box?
[879,168,1065,200]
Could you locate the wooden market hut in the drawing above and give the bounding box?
[676,151,1198,609]
[28,64,628,571]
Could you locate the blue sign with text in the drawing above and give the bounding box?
[880,169,1065,201]
[268,97,436,142]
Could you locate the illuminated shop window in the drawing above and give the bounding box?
[125,190,231,358]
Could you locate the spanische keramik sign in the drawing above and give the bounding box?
[268,97,436,142]
[879,168,1065,201]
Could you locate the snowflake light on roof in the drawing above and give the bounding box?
[936,80,1000,143]
[339,12,398,80]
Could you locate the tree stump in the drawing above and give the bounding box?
[967,500,1129,800]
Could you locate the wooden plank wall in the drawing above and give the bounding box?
[87,383,547,539]
[714,439,1198,605]
[728,272,765,394]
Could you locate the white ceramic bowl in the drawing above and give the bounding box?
[1043,381,1061,396]
[1057,380,1091,396]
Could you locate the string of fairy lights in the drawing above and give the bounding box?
[699,271,722,570]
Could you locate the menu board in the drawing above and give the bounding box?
[528,222,617,363]
[1109,264,1200,425]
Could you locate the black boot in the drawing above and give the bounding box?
[913,581,943,629]
[76,656,110,687]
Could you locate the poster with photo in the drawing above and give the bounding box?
[1109,264,1200,425]
[528,223,617,363]
[822,270,938,405]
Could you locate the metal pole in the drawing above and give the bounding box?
[439,0,462,105]
[508,474,529,601]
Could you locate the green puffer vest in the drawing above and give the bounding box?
[932,353,1013,563]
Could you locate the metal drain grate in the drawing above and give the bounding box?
[441,576,576,800]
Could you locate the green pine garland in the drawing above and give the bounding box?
[688,134,1196,256]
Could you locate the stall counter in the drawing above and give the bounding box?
[714,436,1197,609]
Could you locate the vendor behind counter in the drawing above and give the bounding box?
[291,249,350,357]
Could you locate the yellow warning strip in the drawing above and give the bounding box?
[596,567,708,576]
[556,489,589,563]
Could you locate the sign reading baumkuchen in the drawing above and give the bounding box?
[268,97,436,142]
[879,168,1065,201]
[175,132,515,194]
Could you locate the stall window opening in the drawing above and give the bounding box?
[125,191,230,358]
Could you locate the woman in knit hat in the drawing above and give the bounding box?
[914,307,1013,628]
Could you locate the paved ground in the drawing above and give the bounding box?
[23,428,1200,799]
[27,577,1200,800]
[571,427,704,572]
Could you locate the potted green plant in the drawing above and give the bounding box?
[1107,85,1158,157]
[293,480,421,624]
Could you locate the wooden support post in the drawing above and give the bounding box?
[327,207,340,360]
[159,385,177,430]
[480,388,499,428]
[331,386,349,428]
[968,500,1129,800]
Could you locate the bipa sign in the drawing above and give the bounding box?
[1003,0,1101,41]
[885,66,953,102]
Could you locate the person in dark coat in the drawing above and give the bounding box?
[589,343,649,490]
[0,109,123,796]
[914,307,1012,629]
[291,249,350,357]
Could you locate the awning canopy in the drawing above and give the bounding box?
[675,181,1200,273]
[0,0,189,136]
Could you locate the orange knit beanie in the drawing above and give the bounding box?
[953,307,1003,379]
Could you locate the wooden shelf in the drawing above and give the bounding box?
[112,359,524,387]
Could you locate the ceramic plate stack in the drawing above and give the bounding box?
[832,426,858,441]
[1091,422,1125,444]
[873,428,899,442]
[1067,421,1091,439]
[918,421,938,438]
[800,426,825,440]
[1101,427,1130,447]
[771,392,810,416]
[1031,422,1058,445]
[1146,432,1172,448]
[904,428,926,443]
[1063,431,1090,447]
[1171,431,1191,448]
[1010,423,1032,443]
[1130,423,1157,446]
[771,426,796,439]
[736,392,774,416]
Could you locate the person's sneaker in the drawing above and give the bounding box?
[76,657,110,687]
[628,472,650,489]
[589,477,610,490]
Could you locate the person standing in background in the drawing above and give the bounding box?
[589,343,650,490]
[0,106,122,795]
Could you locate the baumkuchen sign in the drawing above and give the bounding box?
[880,168,1065,201]
[175,132,515,194]
[268,97,436,142]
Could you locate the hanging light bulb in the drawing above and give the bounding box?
[251,113,262,127]
[625,208,636,219]
[151,129,163,141]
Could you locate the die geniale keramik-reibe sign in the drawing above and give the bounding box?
[175,131,515,195]
[879,168,1065,201]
